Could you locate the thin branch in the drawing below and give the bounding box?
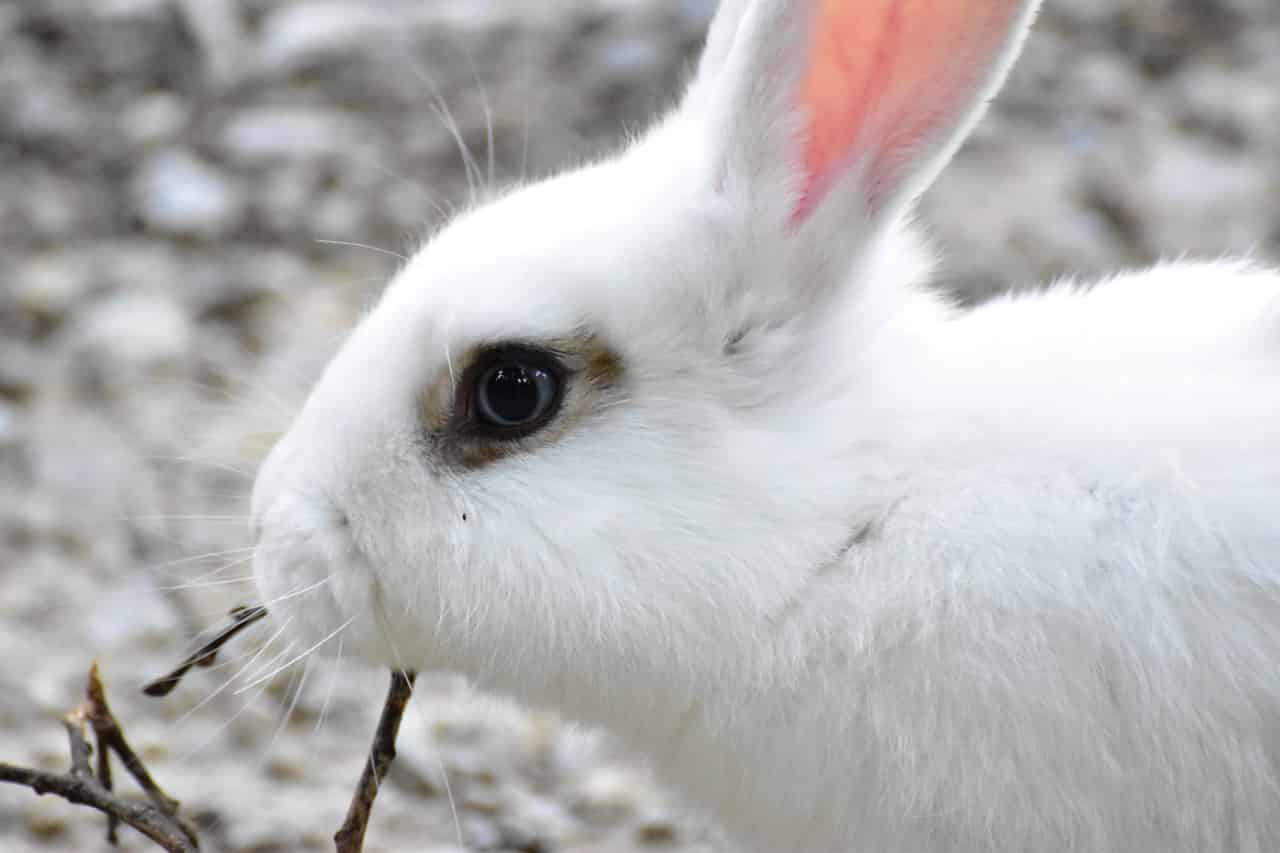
[86,664,198,847]
[0,665,199,852]
[0,760,194,852]
[64,710,94,779]
[143,605,269,696]
[334,670,417,853]
[91,706,120,843]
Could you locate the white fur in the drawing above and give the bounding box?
[253,1,1280,850]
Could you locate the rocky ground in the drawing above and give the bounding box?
[1,1,1277,851]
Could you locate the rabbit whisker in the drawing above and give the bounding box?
[172,665,277,767]
[459,43,496,189]
[258,662,311,773]
[168,616,293,726]
[143,454,256,480]
[139,374,299,420]
[314,635,344,734]
[314,238,408,263]
[257,575,331,609]
[157,574,258,591]
[139,544,259,575]
[519,96,531,184]
[126,514,254,522]
[234,617,353,695]
[235,639,298,696]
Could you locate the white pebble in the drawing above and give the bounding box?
[219,107,364,162]
[132,148,245,238]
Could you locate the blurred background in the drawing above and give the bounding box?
[1,0,1277,850]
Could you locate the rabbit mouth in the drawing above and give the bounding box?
[253,531,350,658]
[252,494,397,671]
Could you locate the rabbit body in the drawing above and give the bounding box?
[251,0,1280,850]
[602,260,1280,853]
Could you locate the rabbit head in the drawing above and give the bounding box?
[252,0,1040,713]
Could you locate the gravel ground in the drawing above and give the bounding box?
[1,1,1277,851]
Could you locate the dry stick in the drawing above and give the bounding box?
[0,666,198,853]
[144,606,419,851]
[143,604,269,697]
[93,700,120,844]
[334,670,417,853]
[2,607,272,850]
[86,663,200,848]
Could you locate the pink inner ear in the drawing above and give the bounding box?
[792,0,1023,222]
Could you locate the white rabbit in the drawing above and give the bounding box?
[251,0,1280,850]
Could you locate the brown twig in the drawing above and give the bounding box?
[86,663,200,847]
[145,605,418,851]
[334,670,417,853]
[142,605,269,697]
[0,664,198,852]
[92,702,120,843]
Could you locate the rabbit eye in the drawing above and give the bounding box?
[469,347,564,436]
[429,335,619,467]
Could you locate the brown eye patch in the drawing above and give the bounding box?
[419,331,624,470]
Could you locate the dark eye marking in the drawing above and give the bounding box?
[421,332,624,471]
[462,345,566,439]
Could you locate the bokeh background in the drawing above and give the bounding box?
[1,0,1277,850]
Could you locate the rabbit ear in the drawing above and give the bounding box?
[685,0,753,109]
[690,0,1040,227]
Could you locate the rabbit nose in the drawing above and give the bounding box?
[262,490,340,534]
